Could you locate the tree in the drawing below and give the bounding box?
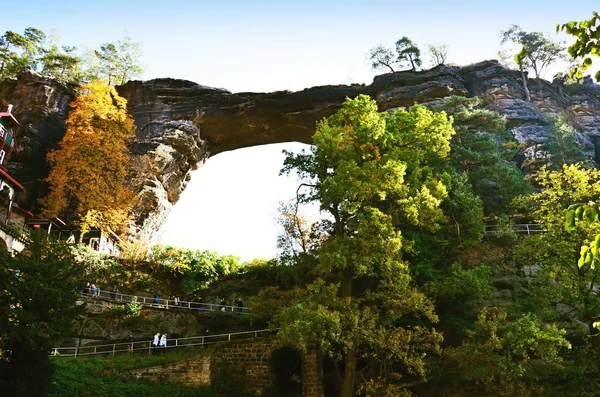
[500,25,565,100]
[41,80,137,237]
[512,164,600,374]
[0,27,47,79]
[445,308,570,396]
[544,115,589,170]
[396,36,422,71]
[428,44,448,67]
[0,232,84,395]
[41,44,82,82]
[93,35,143,85]
[367,44,397,72]
[277,95,455,396]
[558,11,600,82]
[432,96,531,214]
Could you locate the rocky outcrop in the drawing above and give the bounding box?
[1,61,600,242]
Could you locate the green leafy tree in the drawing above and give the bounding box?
[442,171,485,243]
[445,308,570,397]
[276,95,455,396]
[558,11,600,81]
[432,96,531,214]
[544,115,589,170]
[0,27,47,79]
[41,80,137,236]
[428,44,449,66]
[396,36,422,71]
[0,232,84,396]
[93,35,143,85]
[513,164,600,374]
[367,44,398,73]
[500,25,565,100]
[41,44,82,82]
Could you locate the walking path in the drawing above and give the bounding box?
[81,290,251,315]
[484,223,544,235]
[52,329,271,357]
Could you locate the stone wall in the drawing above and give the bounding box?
[129,338,324,397]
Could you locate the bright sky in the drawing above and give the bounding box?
[3,1,599,261]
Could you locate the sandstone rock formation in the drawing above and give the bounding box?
[1,61,599,242]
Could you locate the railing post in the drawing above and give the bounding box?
[94,346,97,354]
[74,347,78,358]
[188,302,191,309]
[143,297,146,304]
[166,299,169,309]
[112,344,116,356]
[527,224,530,235]
[53,348,58,356]
[228,334,231,341]
[202,336,204,347]
[175,338,178,347]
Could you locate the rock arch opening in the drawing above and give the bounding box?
[269,346,303,397]
[157,142,313,260]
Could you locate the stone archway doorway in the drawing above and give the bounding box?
[270,346,303,397]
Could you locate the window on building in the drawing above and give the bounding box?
[0,150,5,165]
[0,125,5,138]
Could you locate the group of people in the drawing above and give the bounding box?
[83,282,120,300]
[83,282,101,297]
[152,332,168,353]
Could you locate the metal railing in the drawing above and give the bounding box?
[81,290,251,315]
[51,329,271,358]
[484,223,545,236]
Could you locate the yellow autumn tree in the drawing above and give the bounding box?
[41,79,136,237]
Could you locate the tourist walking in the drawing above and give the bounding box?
[237,297,243,315]
[160,333,168,352]
[83,282,90,295]
[128,334,135,353]
[90,283,97,297]
[111,285,118,300]
[220,297,227,312]
[154,292,159,304]
[152,332,160,354]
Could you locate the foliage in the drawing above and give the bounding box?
[367,45,398,73]
[277,95,454,396]
[441,171,485,244]
[544,115,589,170]
[367,36,422,72]
[149,245,240,293]
[513,164,600,225]
[500,25,566,80]
[428,44,449,66]
[0,232,85,396]
[432,96,531,214]
[0,27,46,79]
[445,308,570,397]
[92,35,144,85]
[395,36,422,71]
[512,164,600,373]
[41,80,137,236]
[49,353,235,397]
[558,11,600,81]
[0,28,144,84]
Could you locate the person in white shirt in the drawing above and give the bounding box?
[159,333,167,351]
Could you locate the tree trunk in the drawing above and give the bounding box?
[520,65,531,101]
[340,348,356,397]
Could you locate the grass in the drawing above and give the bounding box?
[49,348,236,397]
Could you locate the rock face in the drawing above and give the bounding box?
[1,61,600,242]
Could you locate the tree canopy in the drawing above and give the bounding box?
[41,80,137,236]
[276,95,455,396]
[558,11,600,81]
[0,233,84,396]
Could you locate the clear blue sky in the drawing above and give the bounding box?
[3,1,599,260]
